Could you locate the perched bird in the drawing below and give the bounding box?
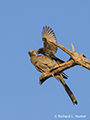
[28,50,78,104]
[37,26,68,78]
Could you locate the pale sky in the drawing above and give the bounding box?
[0,0,90,120]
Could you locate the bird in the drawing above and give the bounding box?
[28,50,78,104]
[37,26,68,78]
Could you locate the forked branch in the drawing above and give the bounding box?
[39,42,90,82]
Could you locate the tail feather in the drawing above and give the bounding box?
[53,55,65,63]
[53,55,68,79]
[62,72,68,79]
[55,74,78,105]
[39,73,78,105]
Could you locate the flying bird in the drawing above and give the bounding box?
[37,26,68,78]
[28,50,78,104]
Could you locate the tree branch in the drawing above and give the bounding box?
[39,42,90,82]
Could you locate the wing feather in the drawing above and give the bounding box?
[42,26,57,54]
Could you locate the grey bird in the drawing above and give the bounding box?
[37,26,68,78]
[28,50,78,104]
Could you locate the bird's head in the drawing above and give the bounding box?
[36,48,44,54]
[28,50,37,57]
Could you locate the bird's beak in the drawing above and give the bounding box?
[28,51,31,56]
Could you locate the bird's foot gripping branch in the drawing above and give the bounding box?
[40,43,90,82]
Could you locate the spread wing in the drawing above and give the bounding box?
[42,26,57,54]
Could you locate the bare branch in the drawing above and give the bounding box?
[71,43,75,52]
[39,42,90,82]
